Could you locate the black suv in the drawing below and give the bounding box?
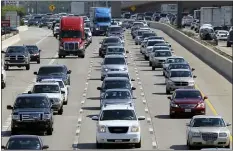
[99,37,123,57]
[2,46,30,70]
[7,94,54,135]
[227,30,233,47]
[24,45,41,64]
[34,65,71,85]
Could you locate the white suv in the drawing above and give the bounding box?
[1,65,6,89]
[92,104,145,148]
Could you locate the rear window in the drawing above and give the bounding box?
[104,38,120,43]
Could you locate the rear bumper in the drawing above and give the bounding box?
[12,120,52,130]
[170,107,205,115]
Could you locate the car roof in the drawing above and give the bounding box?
[106,71,129,74]
[170,69,191,72]
[39,65,66,68]
[105,36,120,39]
[175,89,200,92]
[104,55,125,58]
[41,78,63,82]
[17,93,48,98]
[107,46,124,48]
[109,25,121,28]
[148,39,162,42]
[102,104,134,110]
[104,77,130,81]
[24,45,37,47]
[192,115,223,119]
[34,82,59,86]
[168,62,189,65]
[9,135,40,139]
[105,88,131,92]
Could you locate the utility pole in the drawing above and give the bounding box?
[35,1,38,14]
[177,1,183,28]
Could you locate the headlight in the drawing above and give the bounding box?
[95,27,99,30]
[12,114,20,120]
[98,125,106,133]
[189,81,195,85]
[44,114,51,119]
[170,102,178,108]
[103,68,108,72]
[196,102,205,108]
[192,132,201,137]
[5,56,10,60]
[131,126,139,132]
[121,68,127,71]
[59,46,64,49]
[219,132,227,137]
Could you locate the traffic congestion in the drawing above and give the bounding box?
[1,10,232,150]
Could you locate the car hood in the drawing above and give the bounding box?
[38,93,61,98]
[173,98,203,104]
[190,127,229,133]
[6,53,26,56]
[13,108,50,113]
[170,77,194,82]
[103,43,121,47]
[99,120,139,127]
[103,64,127,70]
[61,38,82,43]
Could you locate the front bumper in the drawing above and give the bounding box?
[170,107,205,115]
[4,60,29,66]
[12,120,52,130]
[189,137,230,147]
[152,61,164,67]
[30,55,40,61]
[59,49,85,56]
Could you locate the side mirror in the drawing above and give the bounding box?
[1,146,6,149]
[97,87,102,90]
[28,91,32,94]
[92,116,99,121]
[226,123,231,126]
[39,49,42,52]
[7,105,13,110]
[167,96,171,100]
[138,116,145,120]
[186,123,190,126]
[132,87,136,90]
[203,96,208,100]
[193,75,197,78]
[99,41,102,44]
[192,68,195,71]
[133,97,137,99]
[61,91,65,94]
[126,51,129,53]
[42,145,49,149]
[67,70,71,74]
[33,72,37,75]
[1,51,5,53]
[131,79,135,81]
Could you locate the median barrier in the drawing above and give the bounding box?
[148,21,232,83]
[17,26,28,32]
[2,34,20,50]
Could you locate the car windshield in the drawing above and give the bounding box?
[153,47,170,51]
[84,29,90,32]
[104,91,131,99]
[107,74,129,79]
[175,90,202,99]
[109,27,122,32]
[107,48,124,53]
[38,67,65,75]
[7,47,26,53]
[166,58,185,63]
[33,84,60,93]
[42,81,64,88]
[60,30,82,38]
[104,81,131,89]
[155,51,172,57]
[14,96,49,108]
[170,71,192,77]
[6,137,41,150]
[219,31,228,34]
[104,58,125,65]
[26,46,39,54]
[96,17,111,22]
[148,41,165,46]
[100,110,137,121]
[104,38,120,44]
[169,64,190,70]
[192,118,225,127]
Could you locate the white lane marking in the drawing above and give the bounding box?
[81,100,85,104]
[75,128,80,135]
[78,118,82,124]
[149,128,154,134]
[79,109,83,113]
[145,108,149,113]
[82,93,86,97]
[147,117,151,123]
[141,92,144,96]
[1,32,56,132]
[142,99,146,104]
[152,141,157,148]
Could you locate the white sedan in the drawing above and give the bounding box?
[215,30,229,40]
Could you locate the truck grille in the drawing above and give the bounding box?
[64,42,79,51]
[9,55,25,63]
[20,113,43,121]
[174,82,189,86]
[108,127,129,133]
[202,133,218,141]
[179,104,196,108]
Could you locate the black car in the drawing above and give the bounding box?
[38,19,47,28]
[227,30,233,47]
[24,45,41,64]
[1,135,49,150]
[34,65,71,85]
[6,94,54,135]
[99,37,123,57]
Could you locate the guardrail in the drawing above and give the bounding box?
[147,21,232,83]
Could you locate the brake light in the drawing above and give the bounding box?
[196,102,205,108]
[34,53,39,56]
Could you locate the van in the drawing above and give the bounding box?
[199,25,216,40]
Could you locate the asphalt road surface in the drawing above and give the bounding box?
[1,27,232,150]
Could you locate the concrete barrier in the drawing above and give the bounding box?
[148,21,232,83]
[17,26,28,32]
[2,34,20,50]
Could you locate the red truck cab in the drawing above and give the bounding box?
[59,16,86,58]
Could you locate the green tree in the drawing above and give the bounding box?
[1,5,26,18]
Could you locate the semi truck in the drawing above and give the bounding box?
[90,7,112,36]
[200,7,222,27]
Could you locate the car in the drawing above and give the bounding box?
[201,148,231,150]
[84,27,92,45]
[24,45,41,64]
[2,46,30,70]
[92,104,145,148]
[53,23,60,38]
[106,46,129,58]
[99,37,123,57]
[139,32,157,45]
[167,89,207,117]
[162,56,186,75]
[1,65,6,89]
[38,19,47,28]
[149,46,172,66]
[165,69,196,94]
[97,77,136,98]
[34,65,71,85]
[107,25,124,38]
[132,27,150,39]
[134,30,150,45]
[226,30,233,47]
[140,36,166,53]
[186,115,231,149]
[151,50,173,70]
[29,82,65,115]
[104,71,135,82]
[215,30,229,40]
[141,39,165,54]
[6,94,54,135]
[100,89,136,108]
[101,55,128,80]
[1,135,49,150]
[165,63,195,78]
[39,78,69,105]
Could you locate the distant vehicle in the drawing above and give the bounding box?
[215,30,229,40]
[24,45,41,64]
[99,37,123,57]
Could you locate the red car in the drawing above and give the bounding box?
[167,89,208,118]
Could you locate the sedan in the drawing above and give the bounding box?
[215,30,229,40]
[151,50,172,70]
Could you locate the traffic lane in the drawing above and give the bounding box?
[1,36,95,149]
[124,32,215,150]
[153,29,232,134]
[1,32,56,126]
[77,39,154,149]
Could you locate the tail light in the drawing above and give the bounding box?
[34,53,39,56]
[196,102,205,108]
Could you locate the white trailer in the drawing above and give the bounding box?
[221,6,233,26]
[194,10,200,19]
[200,7,222,27]
[161,4,177,14]
[71,2,85,15]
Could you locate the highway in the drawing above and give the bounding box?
[1,27,232,150]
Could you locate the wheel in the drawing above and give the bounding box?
[79,55,85,58]
[101,77,104,81]
[166,88,170,94]
[1,82,6,89]
[135,140,141,148]
[227,42,231,47]
[47,127,53,135]
[225,144,230,148]
[11,127,18,135]
[163,72,165,76]
[58,107,63,115]
[4,65,9,71]
[37,59,40,64]
[152,66,155,70]
[135,42,138,45]
[99,51,101,56]
[96,141,103,149]
[58,55,62,58]
[63,99,68,105]
[169,111,175,118]
[26,64,30,70]
[149,61,152,66]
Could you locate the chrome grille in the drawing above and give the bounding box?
[110,69,120,71]
[174,82,189,86]
[108,127,129,133]
[202,133,218,141]
[20,113,42,121]
[64,42,79,51]
[179,104,196,108]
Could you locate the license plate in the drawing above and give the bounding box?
[206,140,214,145]
[115,140,122,142]
[185,109,191,112]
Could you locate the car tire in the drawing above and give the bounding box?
[11,127,18,135]
[47,127,53,135]
[163,72,165,76]
[149,61,152,66]
[152,66,155,70]
[58,107,63,115]
[169,111,175,118]
[99,51,101,57]
[135,42,138,45]
[4,65,9,71]
[227,42,231,47]
[2,81,6,89]
[37,60,40,64]
[166,88,170,94]
[58,55,62,58]
[135,140,141,148]
[225,144,230,148]
[96,142,103,149]
[79,55,85,58]
[63,100,68,105]
[26,64,30,70]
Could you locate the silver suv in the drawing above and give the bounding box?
[165,69,196,94]
[151,50,172,70]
